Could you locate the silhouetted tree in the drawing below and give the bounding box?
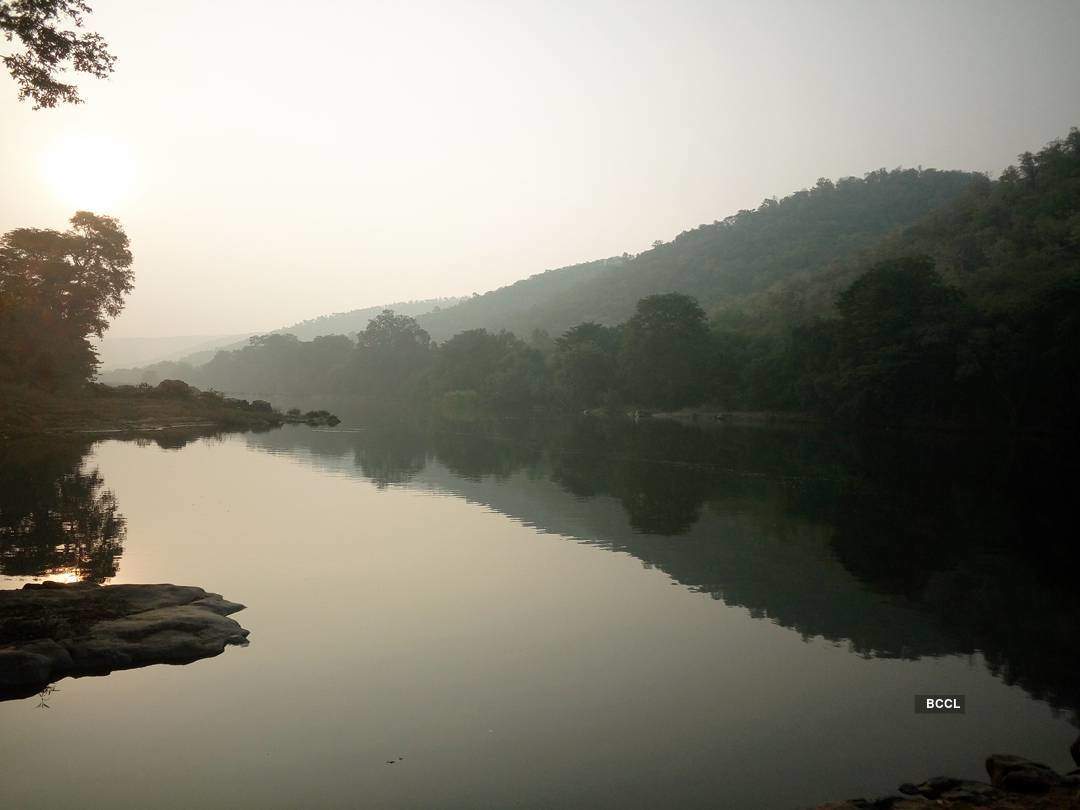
[1,0,115,107]
[0,211,133,387]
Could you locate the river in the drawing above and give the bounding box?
[1,415,1076,808]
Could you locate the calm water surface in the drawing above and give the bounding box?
[1,416,1077,809]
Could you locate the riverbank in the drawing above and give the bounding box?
[813,754,1080,809]
[0,380,338,440]
[643,407,1077,436]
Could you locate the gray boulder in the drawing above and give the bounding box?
[0,581,249,698]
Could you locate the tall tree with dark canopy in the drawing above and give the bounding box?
[433,328,547,411]
[0,211,133,386]
[1,0,115,107]
[347,310,433,399]
[552,322,620,409]
[620,292,711,409]
[832,257,967,421]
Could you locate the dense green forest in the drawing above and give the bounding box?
[733,127,1080,425]
[97,129,1080,430]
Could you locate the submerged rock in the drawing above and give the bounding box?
[813,753,1080,808]
[985,754,1062,793]
[916,775,962,797]
[0,581,249,700]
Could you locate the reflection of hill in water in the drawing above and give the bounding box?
[419,462,949,658]
[245,420,1080,717]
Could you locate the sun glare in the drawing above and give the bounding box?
[41,135,136,213]
[35,571,81,585]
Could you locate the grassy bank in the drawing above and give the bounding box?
[0,381,336,439]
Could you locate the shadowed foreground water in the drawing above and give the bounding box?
[1,418,1077,809]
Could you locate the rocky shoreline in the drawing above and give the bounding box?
[814,753,1080,809]
[0,581,251,701]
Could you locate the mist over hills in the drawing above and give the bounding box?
[99,163,982,384]
[93,333,249,371]
[98,296,464,375]
[178,297,468,363]
[271,297,467,342]
[95,127,1080,431]
[413,167,979,341]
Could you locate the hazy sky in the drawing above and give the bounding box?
[3,0,1079,338]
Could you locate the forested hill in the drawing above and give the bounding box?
[728,131,1080,335]
[416,168,979,340]
[92,128,1080,429]
[416,258,620,342]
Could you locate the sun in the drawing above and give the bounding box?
[41,134,136,212]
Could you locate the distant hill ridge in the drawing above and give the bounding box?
[173,297,466,364]
[277,297,468,341]
[97,296,464,383]
[413,167,980,340]
[99,165,980,383]
[93,333,249,371]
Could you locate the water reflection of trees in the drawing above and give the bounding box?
[0,429,229,584]
[551,451,709,535]
[433,429,541,482]
[0,440,125,583]
[352,427,429,489]
[825,435,1080,715]
[244,417,1080,718]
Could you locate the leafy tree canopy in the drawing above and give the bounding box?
[621,293,711,409]
[1,0,115,107]
[1,211,133,385]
